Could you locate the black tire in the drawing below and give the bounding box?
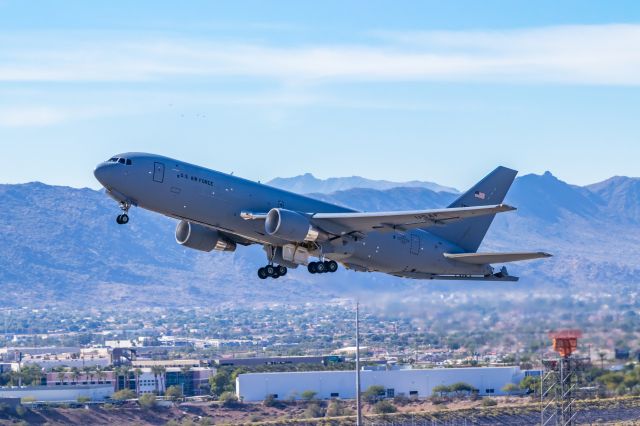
[271,272,280,279]
[265,265,275,276]
[327,260,338,273]
[307,262,317,274]
[316,261,326,273]
[120,214,129,224]
[116,215,123,224]
[277,265,288,276]
[258,268,268,279]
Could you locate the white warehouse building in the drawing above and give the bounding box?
[237,366,533,402]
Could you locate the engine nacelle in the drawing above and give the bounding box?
[175,220,236,252]
[265,208,321,242]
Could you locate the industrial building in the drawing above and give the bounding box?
[237,366,532,402]
[0,385,113,402]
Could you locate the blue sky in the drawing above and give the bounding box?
[1,0,639,190]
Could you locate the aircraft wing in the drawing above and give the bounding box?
[443,251,552,264]
[309,204,515,235]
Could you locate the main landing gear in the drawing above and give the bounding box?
[257,264,288,280]
[308,260,338,274]
[116,201,131,225]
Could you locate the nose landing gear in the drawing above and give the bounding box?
[308,260,338,274]
[115,201,131,225]
[258,264,288,280]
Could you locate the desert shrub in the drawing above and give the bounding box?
[482,397,498,407]
[393,394,410,406]
[15,405,27,416]
[139,393,157,409]
[263,394,278,407]
[77,396,91,404]
[373,400,397,414]
[326,399,347,417]
[219,391,239,408]
[302,402,325,418]
[111,389,136,400]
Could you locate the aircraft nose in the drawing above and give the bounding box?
[93,163,113,187]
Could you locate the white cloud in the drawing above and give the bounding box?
[1,24,640,85]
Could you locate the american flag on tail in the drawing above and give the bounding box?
[474,190,486,200]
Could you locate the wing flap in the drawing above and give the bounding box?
[311,204,515,234]
[444,251,552,265]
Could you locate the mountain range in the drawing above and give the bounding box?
[1,171,639,307]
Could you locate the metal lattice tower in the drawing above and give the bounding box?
[540,330,590,426]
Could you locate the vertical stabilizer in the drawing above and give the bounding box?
[429,166,517,252]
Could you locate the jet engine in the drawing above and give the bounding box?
[265,208,322,242]
[175,220,236,252]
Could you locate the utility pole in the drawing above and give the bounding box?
[355,300,362,426]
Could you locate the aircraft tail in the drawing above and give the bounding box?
[429,166,517,252]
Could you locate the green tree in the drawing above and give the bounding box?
[519,376,540,394]
[218,391,239,408]
[373,400,397,414]
[165,385,183,403]
[77,396,91,404]
[111,389,136,401]
[301,390,317,401]
[363,385,385,403]
[209,369,231,396]
[432,384,451,397]
[450,382,476,396]
[502,383,519,394]
[139,393,157,409]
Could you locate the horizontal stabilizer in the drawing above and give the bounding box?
[444,251,552,265]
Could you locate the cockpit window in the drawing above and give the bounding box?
[118,158,125,164]
[108,157,117,162]
[126,159,132,165]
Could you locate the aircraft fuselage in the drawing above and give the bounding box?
[94,153,494,279]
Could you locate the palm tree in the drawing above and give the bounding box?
[151,366,162,395]
[134,368,142,395]
[180,365,192,397]
[56,371,66,385]
[96,368,107,385]
[83,366,92,384]
[121,366,131,391]
[157,366,166,396]
[71,367,80,385]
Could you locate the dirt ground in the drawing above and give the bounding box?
[0,396,638,425]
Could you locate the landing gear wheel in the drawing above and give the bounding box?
[116,215,123,224]
[277,265,288,276]
[307,262,317,274]
[315,261,326,273]
[265,265,275,276]
[119,213,129,224]
[327,260,338,273]
[258,268,268,280]
[271,272,280,279]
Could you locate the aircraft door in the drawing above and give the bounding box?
[153,162,165,183]
[410,234,420,255]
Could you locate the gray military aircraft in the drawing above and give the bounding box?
[94,153,550,281]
